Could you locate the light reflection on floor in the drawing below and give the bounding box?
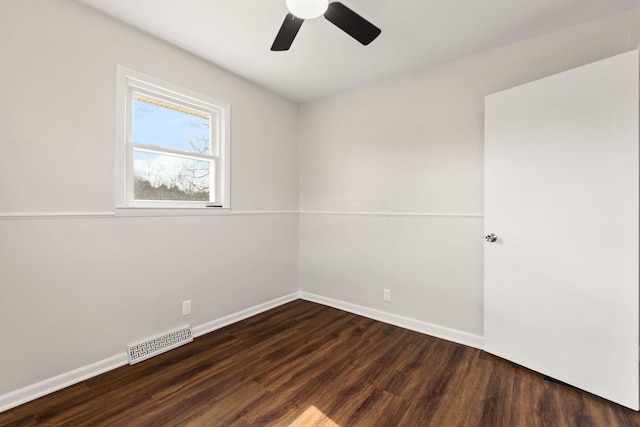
[288,405,341,426]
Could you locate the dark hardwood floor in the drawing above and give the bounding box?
[1,300,639,426]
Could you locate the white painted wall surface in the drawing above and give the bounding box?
[298,7,640,341]
[300,214,484,337]
[0,0,299,396]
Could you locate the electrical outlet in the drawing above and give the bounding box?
[182,300,191,316]
[383,289,391,301]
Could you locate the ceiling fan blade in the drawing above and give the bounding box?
[324,2,381,46]
[271,13,304,51]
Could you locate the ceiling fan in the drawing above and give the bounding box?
[271,0,381,51]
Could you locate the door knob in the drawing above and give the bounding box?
[485,233,497,242]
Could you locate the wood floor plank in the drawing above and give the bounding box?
[2,299,640,427]
[344,388,411,427]
[0,414,36,427]
[250,310,358,387]
[253,317,379,391]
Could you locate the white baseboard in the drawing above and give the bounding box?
[191,292,299,337]
[0,292,299,414]
[0,353,128,413]
[299,291,484,350]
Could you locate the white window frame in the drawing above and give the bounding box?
[116,65,230,215]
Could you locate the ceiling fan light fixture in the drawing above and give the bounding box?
[286,0,329,19]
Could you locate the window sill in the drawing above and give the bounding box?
[115,207,232,217]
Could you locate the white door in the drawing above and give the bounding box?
[484,50,639,410]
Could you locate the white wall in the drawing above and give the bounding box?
[0,0,299,397]
[298,8,640,343]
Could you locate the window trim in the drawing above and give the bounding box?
[115,65,231,214]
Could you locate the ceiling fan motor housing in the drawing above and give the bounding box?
[286,0,329,19]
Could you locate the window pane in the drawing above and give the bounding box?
[133,151,212,201]
[133,94,212,155]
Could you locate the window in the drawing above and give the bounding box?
[116,66,230,212]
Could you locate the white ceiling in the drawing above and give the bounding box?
[78,0,640,103]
